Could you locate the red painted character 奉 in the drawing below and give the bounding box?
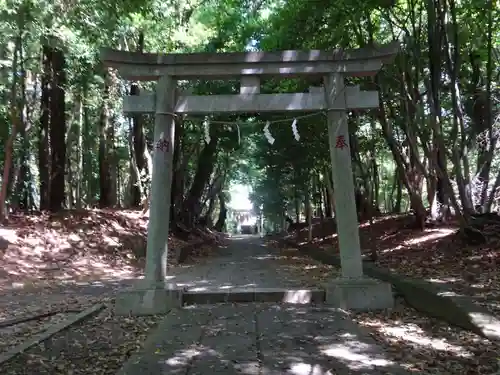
[335,135,348,150]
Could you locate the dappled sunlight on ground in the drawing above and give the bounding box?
[0,209,229,372]
[0,210,149,291]
[380,228,455,252]
[129,304,414,375]
[350,301,499,373]
[279,214,500,315]
[267,217,500,373]
[357,317,472,356]
[1,303,164,375]
[320,342,394,369]
[0,209,223,293]
[271,251,340,287]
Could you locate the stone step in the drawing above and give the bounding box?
[182,287,325,305]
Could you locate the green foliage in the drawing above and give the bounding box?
[0,0,497,224]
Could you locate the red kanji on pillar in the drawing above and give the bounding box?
[335,135,348,150]
[155,138,170,152]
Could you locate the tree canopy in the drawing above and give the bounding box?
[0,0,497,237]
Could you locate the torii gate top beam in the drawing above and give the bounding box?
[100,42,399,81]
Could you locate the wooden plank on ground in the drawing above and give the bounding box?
[0,303,106,365]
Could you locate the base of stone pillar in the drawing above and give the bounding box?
[325,277,394,311]
[114,282,184,316]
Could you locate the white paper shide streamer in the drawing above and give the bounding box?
[291,118,300,141]
[203,119,211,144]
[263,121,275,144]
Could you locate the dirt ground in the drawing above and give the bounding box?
[284,214,500,315]
[267,214,500,374]
[0,209,225,374]
[1,210,499,374]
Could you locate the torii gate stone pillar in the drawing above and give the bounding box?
[323,74,393,310]
[101,42,399,315]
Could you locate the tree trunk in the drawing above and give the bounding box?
[170,117,184,223]
[129,82,147,207]
[305,179,312,242]
[182,134,219,226]
[48,47,66,212]
[370,122,380,209]
[203,196,216,227]
[438,0,473,216]
[128,118,142,206]
[214,193,227,232]
[323,186,332,217]
[467,3,497,213]
[393,167,403,213]
[294,196,300,223]
[38,44,51,211]
[107,115,117,207]
[481,0,496,212]
[0,36,21,221]
[377,87,426,229]
[98,72,111,208]
[129,32,147,207]
[81,78,93,206]
[315,173,324,218]
[324,168,336,217]
[430,148,449,222]
[75,88,83,209]
[13,42,30,211]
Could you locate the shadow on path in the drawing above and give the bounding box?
[166,235,314,291]
[118,303,411,375]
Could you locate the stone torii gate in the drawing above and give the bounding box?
[101,42,399,315]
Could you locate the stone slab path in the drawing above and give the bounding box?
[167,234,330,291]
[168,235,327,305]
[118,303,409,375]
[118,236,410,374]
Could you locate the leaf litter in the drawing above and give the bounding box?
[281,215,500,314]
[2,305,165,375]
[0,209,226,375]
[268,214,500,374]
[1,209,499,374]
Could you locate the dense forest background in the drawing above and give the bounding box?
[0,2,499,373]
[0,0,498,236]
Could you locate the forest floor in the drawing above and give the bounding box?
[274,214,500,315]
[0,209,225,374]
[0,211,499,374]
[0,208,224,292]
[266,214,500,374]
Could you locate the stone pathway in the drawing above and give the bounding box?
[118,303,409,375]
[167,234,318,290]
[167,235,326,305]
[117,236,410,374]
